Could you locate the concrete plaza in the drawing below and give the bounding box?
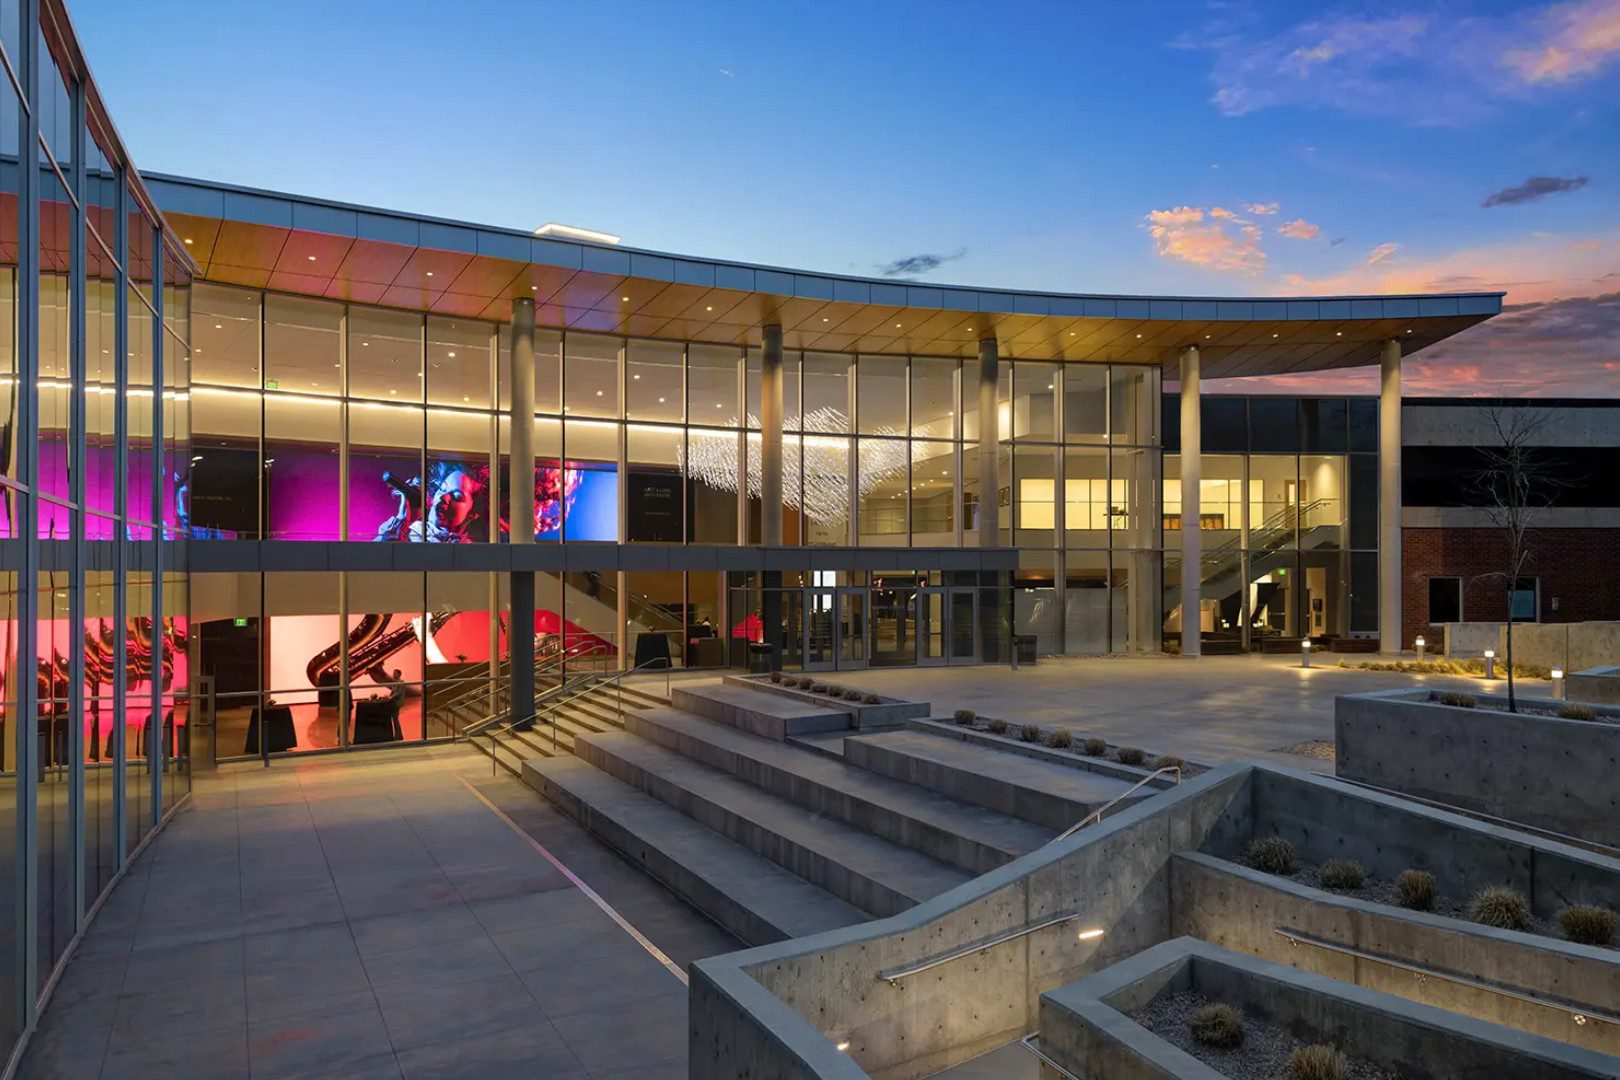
[18,745,732,1080]
[832,654,1555,768]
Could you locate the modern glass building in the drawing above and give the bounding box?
[0,1,1506,1068]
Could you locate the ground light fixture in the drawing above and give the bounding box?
[1300,639,1312,668]
[1552,666,1565,699]
[835,1041,851,1052]
[1484,649,1496,679]
[1415,634,1426,660]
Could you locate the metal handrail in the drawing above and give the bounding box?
[1018,1034,1082,1080]
[1329,776,1620,859]
[481,658,672,772]
[1274,926,1620,1030]
[876,912,1101,985]
[1052,766,1181,843]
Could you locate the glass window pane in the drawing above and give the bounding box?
[802,351,851,432]
[263,572,343,752]
[348,572,426,741]
[1063,447,1109,547]
[1301,398,1347,452]
[857,356,906,434]
[264,394,341,540]
[265,294,342,397]
[193,283,260,389]
[564,333,620,418]
[348,307,422,403]
[857,437,907,544]
[425,408,494,543]
[1300,454,1346,549]
[1249,396,1300,452]
[801,433,849,545]
[563,420,619,541]
[688,343,739,423]
[1063,365,1108,441]
[1111,366,1158,445]
[910,357,957,440]
[911,440,955,542]
[349,401,424,542]
[627,425,683,542]
[1012,362,1058,441]
[427,317,493,409]
[1249,455,1299,548]
[1014,443,1056,547]
[686,427,738,544]
[627,339,683,422]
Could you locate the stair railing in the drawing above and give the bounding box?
[477,658,673,775]
[1051,766,1181,844]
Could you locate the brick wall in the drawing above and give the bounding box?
[1402,527,1620,648]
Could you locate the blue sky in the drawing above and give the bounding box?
[71,0,1620,395]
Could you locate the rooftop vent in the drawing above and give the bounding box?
[533,223,621,246]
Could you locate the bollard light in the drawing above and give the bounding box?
[1415,635,1426,661]
[1301,639,1313,669]
[1484,649,1496,680]
[1552,666,1565,700]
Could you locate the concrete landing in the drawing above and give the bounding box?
[672,681,851,740]
[845,729,1149,830]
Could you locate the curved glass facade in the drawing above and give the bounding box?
[1,5,192,1065]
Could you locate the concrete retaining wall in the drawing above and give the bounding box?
[1568,666,1620,705]
[727,675,930,729]
[1335,687,1620,846]
[1040,937,1620,1078]
[1171,853,1620,1057]
[689,764,1252,1080]
[1446,621,1620,670]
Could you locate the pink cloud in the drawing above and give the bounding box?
[1365,242,1400,266]
[1277,219,1321,240]
[1144,205,1266,275]
[1504,0,1620,83]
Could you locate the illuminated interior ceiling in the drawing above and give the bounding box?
[149,174,1502,380]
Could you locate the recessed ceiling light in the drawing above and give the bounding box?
[1335,331,1342,336]
[306,255,316,262]
[1204,334,1211,339]
[214,323,222,330]
[822,317,829,322]
[462,395,469,402]
[622,296,630,302]
[596,390,603,396]
[705,305,714,312]
[1135,333,1142,339]
[448,351,456,358]
[426,271,434,277]
[183,238,193,245]
[362,341,369,347]
[895,323,902,329]
[388,389,396,396]
[1272,333,1279,337]
[531,285,538,291]
[632,373,640,380]
[657,396,665,403]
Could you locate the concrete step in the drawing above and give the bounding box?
[672,681,850,741]
[524,756,865,945]
[574,730,971,916]
[617,681,671,708]
[844,729,1149,831]
[625,708,1053,875]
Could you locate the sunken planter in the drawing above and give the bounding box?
[727,674,928,730]
[1335,687,1620,846]
[1037,937,1619,1079]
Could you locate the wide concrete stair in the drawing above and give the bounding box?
[524,680,1151,947]
[475,679,669,773]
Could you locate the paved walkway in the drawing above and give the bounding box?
[834,654,1558,768]
[20,745,734,1079]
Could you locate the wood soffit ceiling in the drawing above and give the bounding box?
[162,203,1500,381]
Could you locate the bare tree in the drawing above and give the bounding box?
[1470,404,1561,712]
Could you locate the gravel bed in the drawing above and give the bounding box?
[1247,858,1618,948]
[1273,739,1335,759]
[1132,991,1400,1079]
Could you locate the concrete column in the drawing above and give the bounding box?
[977,337,999,549]
[1379,339,1402,654]
[1179,346,1201,659]
[760,325,783,546]
[508,299,536,725]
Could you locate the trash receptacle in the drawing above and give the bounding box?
[747,642,773,674]
[1015,635,1038,666]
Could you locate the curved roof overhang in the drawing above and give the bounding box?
[147,173,1501,381]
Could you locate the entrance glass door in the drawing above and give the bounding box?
[805,588,837,670]
[870,586,917,667]
[838,589,867,668]
[918,588,946,665]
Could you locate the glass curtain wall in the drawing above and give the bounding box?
[1161,395,1372,650]
[0,11,192,1066]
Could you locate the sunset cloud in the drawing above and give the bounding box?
[1365,242,1399,265]
[1144,205,1266,275]
[1278,218,1322,240]
[1504,0,1620,83]
[1246,202,1279,215]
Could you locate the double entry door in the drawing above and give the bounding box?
[802,587,868,671]
[866,585,979,668]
